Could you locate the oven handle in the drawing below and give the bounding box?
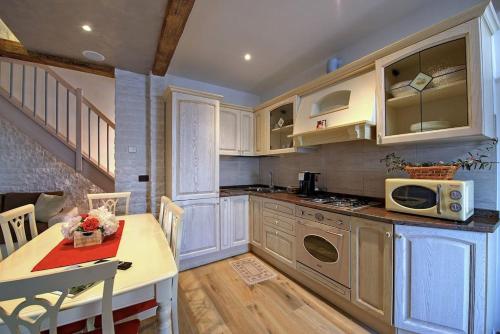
[436,184,442,215]
[297,220,345,238]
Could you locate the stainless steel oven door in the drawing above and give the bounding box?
[296,218,350,287]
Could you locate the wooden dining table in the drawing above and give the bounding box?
[0,213,177,334]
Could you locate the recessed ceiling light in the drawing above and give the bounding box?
[82,25,92,32]
[82,50,105,62]
[244,53,252,61]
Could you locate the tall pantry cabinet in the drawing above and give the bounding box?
[164,86,222,268]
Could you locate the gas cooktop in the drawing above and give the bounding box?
[300,194,380,210]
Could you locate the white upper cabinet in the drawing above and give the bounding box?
[376,8,499,145]
[165,86,221,200]
[255,95,309,155]
[219,103,254,156]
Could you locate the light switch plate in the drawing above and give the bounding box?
[128,146,137,153]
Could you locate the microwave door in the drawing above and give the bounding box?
[391,185,440,214]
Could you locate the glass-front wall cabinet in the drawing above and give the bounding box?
[376,16,497,145]
[269,102,294,151]
[384,38,467,137]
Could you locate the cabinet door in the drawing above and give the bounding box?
[220,197,231,250]
[263,224,295,267]
[254,110,268,155]
[249,196,263,247]
[230,196,249,247]
[178,198,220,260]
[173,93,219,200]
[351,218,393,325]
[376,19,494,145]
[394,225,486,334]
[220,107,241,155]
[240,111,254,156]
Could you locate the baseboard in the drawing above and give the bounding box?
[180,244,249,271]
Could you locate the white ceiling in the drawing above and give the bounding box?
[168,0,443,94]
[0,0,167,74]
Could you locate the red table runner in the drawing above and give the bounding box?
[32,220,125,272]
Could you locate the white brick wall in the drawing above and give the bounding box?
[114,70,149,214]
[0,116,102,211]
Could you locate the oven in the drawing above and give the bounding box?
[296,213,350,288]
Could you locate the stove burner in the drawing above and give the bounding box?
[302,195,376,210]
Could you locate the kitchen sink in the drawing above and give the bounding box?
[246,187,283,193]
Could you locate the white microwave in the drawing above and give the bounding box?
[385,178,474,221]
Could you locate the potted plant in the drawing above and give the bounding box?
[380,139,498,180]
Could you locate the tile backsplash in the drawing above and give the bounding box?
[258,139,498,210]
[220,156,260,186]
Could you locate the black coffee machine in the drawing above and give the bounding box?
[298,172,320,197]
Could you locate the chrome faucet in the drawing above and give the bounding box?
[269,171,274,191]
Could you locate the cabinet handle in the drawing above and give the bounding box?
[377,134,382,144]
[385,231,391,238]
[394,233,402,239]
[436,184,442,215]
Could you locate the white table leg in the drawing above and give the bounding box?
[156,278,173,334]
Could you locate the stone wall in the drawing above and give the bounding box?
[259,139,498,210]
[0,116,102,211]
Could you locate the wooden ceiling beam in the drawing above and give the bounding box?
[152,0,195,76]
[0,38,115,78]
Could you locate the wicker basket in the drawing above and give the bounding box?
[404,165,460,180]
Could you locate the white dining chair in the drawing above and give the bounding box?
[0,261,119,334]
[87,192,131,215]
[0,204,37,259]
[166,202,184,334]
[158,196,172,230]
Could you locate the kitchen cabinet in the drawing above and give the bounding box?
[178,198,220,261]
[220,195,249,250]
[351,217,393,325]
[254,95,309,155]
[262,224,295,267]
[165,86,221,200]
[254,109,268,155]
[376,10,498,145]
[219,103,254,156]
[393,225,500,334]
[249,195,263,247]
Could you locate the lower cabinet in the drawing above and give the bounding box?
[220,195,249,250]
[262,224,295,267]
[249,196,263,246]
[177,198,220,260]
[394,225,488,334]
[351,217,393,325]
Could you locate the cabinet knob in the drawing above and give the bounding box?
[275,220,279,225]
[377,134,382,144]
[385,231,391,238]
[394,233,402,239]
[275,231,278,236]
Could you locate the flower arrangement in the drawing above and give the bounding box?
[380,138,498,180]
[61,206,118,240]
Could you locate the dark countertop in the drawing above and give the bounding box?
[220,187,500,233]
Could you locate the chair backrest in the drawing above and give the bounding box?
[166,202,184,268]
[158,196,172,230]
[0,261,118,334]
[87,192,131,215]
[0,204,38,259]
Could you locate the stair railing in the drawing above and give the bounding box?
[0,57,115,177]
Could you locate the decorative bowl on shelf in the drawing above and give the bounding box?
[410,120,451,133]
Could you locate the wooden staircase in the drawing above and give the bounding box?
[0,57,115,191]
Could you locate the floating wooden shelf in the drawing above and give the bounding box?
[290,121,375,147]
[386,80,466,109]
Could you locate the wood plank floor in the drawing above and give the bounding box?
[176,253,372,334]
